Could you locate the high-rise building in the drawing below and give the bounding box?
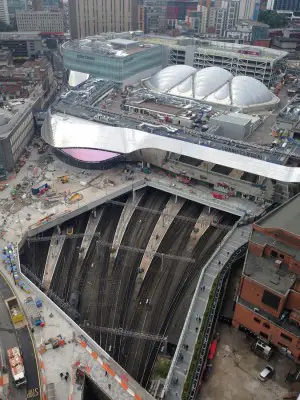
[32,0,43,10]
[16,10,63,31]
[7,0,27,16]
[239,0,260,20]
[267,0,300,11]
[224,0,239,30]
[0,0,10,24]
[137,0,167,33]
[69,0,138,39]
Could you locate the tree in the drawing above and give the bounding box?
[258,10,288,28]
[0,21,14,32]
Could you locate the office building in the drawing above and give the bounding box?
[0,31,42,59]
[267,0,300,10]
[142,0,167,33]
[62,35,162,86]
[239,0,260,20]
[0,0,9,24]
[233,195,300,362]
[32,0,43,11]
[7,0,27,16]
[226,20,269,43]
[16,10,63,32]
[69,0,137,39]
[224,0,240,30]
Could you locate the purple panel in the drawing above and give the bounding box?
[61,148,120,162]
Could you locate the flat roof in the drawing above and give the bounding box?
[256,193,300,236]
[63,37,158,58]
[0,31,41,40]
[243,252,296,295]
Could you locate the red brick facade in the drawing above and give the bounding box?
[233,222,300,362]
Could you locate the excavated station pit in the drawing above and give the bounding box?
[20,187,238,388]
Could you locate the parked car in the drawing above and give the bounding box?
[259,365,274,382]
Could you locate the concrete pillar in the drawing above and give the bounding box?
[175,195,177,204]
[93,209,97,218]
[56,225,61,235]
[208,207,211,215]
[132,189,136,203]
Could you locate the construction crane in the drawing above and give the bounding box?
[82,321,167,344]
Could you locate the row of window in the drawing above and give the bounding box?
[253,316,292,342]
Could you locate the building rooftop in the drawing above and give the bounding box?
[0,31,41,40]
[256,193,300,236]
[63,36,158,58]
[238,19,269,27]
[243,252,296,295]
[142,36,288,63]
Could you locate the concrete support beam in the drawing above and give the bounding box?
[108,190,145,276]
[139,196,185,281]
[42,232,66,290]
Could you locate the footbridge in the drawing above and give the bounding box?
[42,232,66,290]
[163,222,252,399]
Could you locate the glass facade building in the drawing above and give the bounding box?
[62,44,163,84]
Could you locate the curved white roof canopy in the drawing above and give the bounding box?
[147,65,197,93]
[42,113,300,183]
[68,70,90,87]
[145,65,278,109]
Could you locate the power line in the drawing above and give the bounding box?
[108,200,231,230]
[27,236,196,264]
[82,321,167,343]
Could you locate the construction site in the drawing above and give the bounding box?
[20,182,237,387]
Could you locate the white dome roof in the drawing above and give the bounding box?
[145,65,278,109]
[147,65,196,93]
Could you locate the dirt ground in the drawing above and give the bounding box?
[200,324,294,400]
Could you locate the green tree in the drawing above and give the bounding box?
[258,10,287,28]
[0,21,14,32]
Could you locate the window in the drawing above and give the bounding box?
[263,322,270,329]
[260,332,268,340]
[262,290,281,310]
[254,317,260,323]
[278,342,288,349]
[279,254,284,259]
[280,333,292,342]
[271,250,278,258]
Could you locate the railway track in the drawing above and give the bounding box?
[122,201,203,381]
[140,215,236,387]
[103,189,170,354]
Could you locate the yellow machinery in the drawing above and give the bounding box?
[57,176,69,184]
[5,297,24,324]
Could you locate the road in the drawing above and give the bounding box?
[0,274,40,400]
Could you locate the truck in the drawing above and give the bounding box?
[24,296,44,327]
[7,347,27,387]
[5,296,24,325]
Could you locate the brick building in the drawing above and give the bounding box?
[233,194,300,362]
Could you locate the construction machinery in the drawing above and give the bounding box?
[7,347,26,387]
[57,175,69,184]
[24,296,45,327]
[5,297,24,325]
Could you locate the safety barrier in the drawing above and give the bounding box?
[76,337,142,400]
[37,351,47,400]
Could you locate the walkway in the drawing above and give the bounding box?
[42,232,66,290]
[149,179,263,217]
[164,223,252,399]
[139,196,185,280]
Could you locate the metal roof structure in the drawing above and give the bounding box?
[145,66,279,108]
[42,112,300,183]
